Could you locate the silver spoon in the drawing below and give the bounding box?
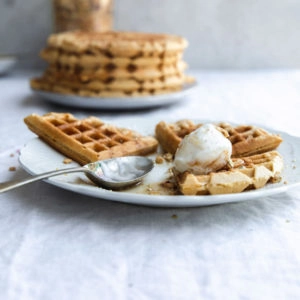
[0,156,154,193]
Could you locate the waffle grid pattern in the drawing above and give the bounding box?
[155,120,282,158]
[24,113,158,165]
[218,123,266,145]
[46,116,136,154]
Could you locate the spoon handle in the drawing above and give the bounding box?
[0,166,86,194]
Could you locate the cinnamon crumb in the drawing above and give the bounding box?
[155,155,164,164]
[163,153,173,162]
[161,180,175,189]
[63,158,73,164]
[9,166,16,171]
[146,185,153,193]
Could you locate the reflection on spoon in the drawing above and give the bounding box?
[0,156,154,193]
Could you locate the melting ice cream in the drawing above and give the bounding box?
[174,123,232,175]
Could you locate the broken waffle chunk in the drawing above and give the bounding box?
[175,151,283,195]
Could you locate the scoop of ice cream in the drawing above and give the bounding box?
[174,123,232,175]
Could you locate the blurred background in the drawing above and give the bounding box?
[0,0,299,69]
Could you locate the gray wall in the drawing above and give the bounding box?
[1,0,299,69]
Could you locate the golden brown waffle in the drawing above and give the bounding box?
[155,119,198,156]
[46,61,187,81]
[24,113,158,166]
[46,31,188,57]
[30,77,182,97]
[155,120,283,157]
[175,151,283,195]
[217,122,283,157]
[40,49,183,68]
[42,72,185,90]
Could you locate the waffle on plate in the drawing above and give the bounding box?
[24,114,284,195]
[24,113,158,166]
[155,120,283,157]
[30,30,194,97]
[175,151,283,195]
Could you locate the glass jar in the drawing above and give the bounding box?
[52,0,113,32]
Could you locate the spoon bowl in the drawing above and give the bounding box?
[84,156,154,189]
[0,156,154,193]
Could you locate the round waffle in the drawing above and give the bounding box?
[46,30,188,57]
[40,49,183,68]
[30,77,182,97]
[42,72,186,91]
[47,61,187,81]
[34,72,186,91]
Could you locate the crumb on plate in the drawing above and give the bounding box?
[63,158,73,164]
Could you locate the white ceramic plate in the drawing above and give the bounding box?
[32,83,197,110]
[19,119,300,207]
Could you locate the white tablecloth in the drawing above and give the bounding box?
[0,70,300,300]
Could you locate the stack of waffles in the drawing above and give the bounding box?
[155,120,283,195]
[30,31,191,97]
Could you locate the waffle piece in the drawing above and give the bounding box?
[217,123,283,157]
[175,151,283,195]
[42,72,185,90]
[46,61,187,81]
[40,48,183,68]
[155,120,199,155]
[24,113,158,166]
[46,31,188,57]
[30,77,182,97]
[31,61,189,97]
[155,120,282,157]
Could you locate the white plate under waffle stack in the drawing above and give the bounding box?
[32,83,197,110]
